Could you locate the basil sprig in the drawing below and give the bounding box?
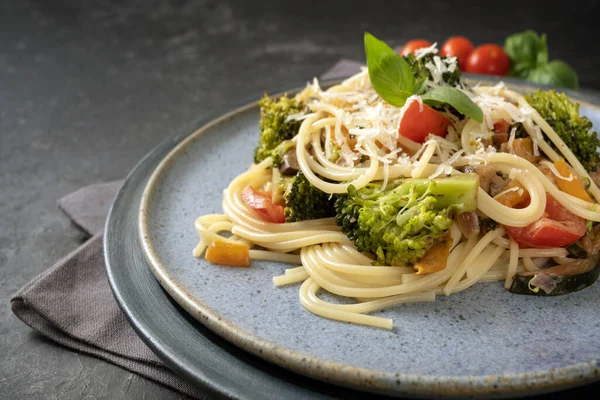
[504,30,578,89]
[364,32,483,123]
[421,87,483,123]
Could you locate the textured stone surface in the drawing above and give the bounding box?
[1,0,599,399]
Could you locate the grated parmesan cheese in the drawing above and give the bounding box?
[507,127,517,153]
[424,55,459,85]
[428,149,464,179]
[493,186,520,200]
[415,43,439,59]
[508,168,521,180]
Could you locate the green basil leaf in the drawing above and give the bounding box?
[421,87,483,123]
[527,60,579,90]
[414,77,428,95]
[509,62,533,78]
[536,33,548,65]
[364,32,415,106]
[504,30,548,77]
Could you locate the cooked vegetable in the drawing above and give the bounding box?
[494,181,529,208]
[205,241,251,268]
[479,218,499,234]
[525,90,600,172]
[504,195,586,248]
[282,171,336,222]
[397,99,452,143]
[414,234,452,274]
[399,39,433,56]
[456,211,480,238]
[270,140,299,175]
[567,242,588,259]
[334,175,479,265]
[254,94,304,163]
[241,185,286,223]
[278,152,299,175]
[493,120,510,134]
[509,122,529,139]
[553,158,593,202]
[493,119,510,146]
[504,30,578,89]
[500,137,540,163]
[440,36,474,70]
[270,140,296,169]
[463,164,506,195]
[508,257,600,296]
[464,44,510,76]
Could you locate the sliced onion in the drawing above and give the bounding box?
[456,211,480,238]
[529,273,557,294]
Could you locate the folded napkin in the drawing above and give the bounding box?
[10,181,209,398]
[10,61,360,399]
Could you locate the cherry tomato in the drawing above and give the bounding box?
[493,119,510,134]
[464,44,510,76]
[398,100,451,143]
[399,39,433,57]
[492,119,511,146]
[440,36,474,70]
[241,185,286,223]
[504,195,586,248]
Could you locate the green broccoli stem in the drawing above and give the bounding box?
[362,174,479,216]
[392,174,479,213]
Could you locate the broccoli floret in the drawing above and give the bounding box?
[403,53,462,87]
[334,175,479,265]
[282,171,336,222]
[254,94,304,164]
[525,90,600,171]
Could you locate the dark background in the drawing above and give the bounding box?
[1,0,599,398]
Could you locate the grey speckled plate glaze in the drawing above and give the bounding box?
[136,77,600,398]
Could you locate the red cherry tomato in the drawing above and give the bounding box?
[440,36,474,70]
[492,119,511,146]
[241,185,286,223]
[399,39,433,57]
[398,100,452,143]
[464,44,510,76]
[493,119,510,134]
[504,195,586,248]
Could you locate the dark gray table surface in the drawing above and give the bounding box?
[2,1,600,399]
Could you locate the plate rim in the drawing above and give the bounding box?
[136,76,600,397]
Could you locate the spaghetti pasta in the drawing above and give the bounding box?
[192,46,600,330]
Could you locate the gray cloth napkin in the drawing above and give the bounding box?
[10,181,208,399]
[9,61,360,399]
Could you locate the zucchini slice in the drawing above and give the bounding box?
[508,257,600,296]
[567,242,588,259]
